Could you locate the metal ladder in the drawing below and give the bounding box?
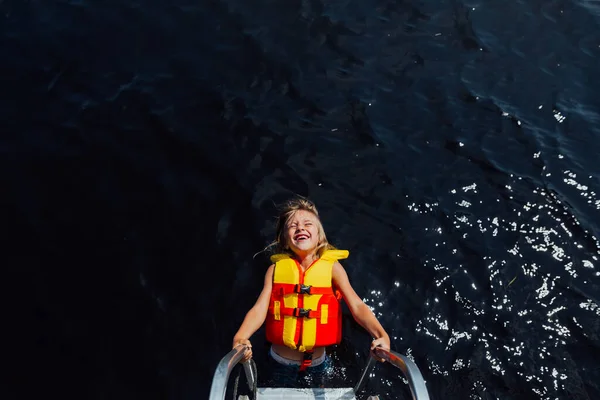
[209,345,430,400]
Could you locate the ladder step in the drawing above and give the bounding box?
[256,387,356,400]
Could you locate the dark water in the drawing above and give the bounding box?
[2,0,600,399]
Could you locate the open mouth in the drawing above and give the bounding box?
[294,234,310,241]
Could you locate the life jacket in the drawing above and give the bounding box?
[265,249,349,363]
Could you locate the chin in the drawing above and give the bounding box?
[293,242,317,251]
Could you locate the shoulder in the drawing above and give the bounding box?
[266,264,275,277]
[260,265,275,294]
[332,261,350,282]
[331,260,362,305]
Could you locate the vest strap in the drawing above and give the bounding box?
[299,351,314,372]
[268,306,321,319]
[278,283,334,296]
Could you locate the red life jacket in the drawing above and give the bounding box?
[265,250,349,353]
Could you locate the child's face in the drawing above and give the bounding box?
[285,210,320,255]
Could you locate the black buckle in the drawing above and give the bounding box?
[296,284,312,294]
[294,308,311,318]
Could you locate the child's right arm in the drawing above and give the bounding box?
[232,264,274,361]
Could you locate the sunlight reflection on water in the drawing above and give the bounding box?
[362,167,599,398]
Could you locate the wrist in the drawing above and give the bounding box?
[373,332,390,342]
[233,336,248,345]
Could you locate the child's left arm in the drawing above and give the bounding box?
[332,261,391,352]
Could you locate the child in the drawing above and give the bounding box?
[232,196,391,386]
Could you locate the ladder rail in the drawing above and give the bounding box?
[354,348,430,400]
[209,344,256,400]
[210,345,429,400]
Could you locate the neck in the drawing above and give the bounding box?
[294,251,318,269]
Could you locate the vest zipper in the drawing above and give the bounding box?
[297,260,305,349]
[295,258,319,350]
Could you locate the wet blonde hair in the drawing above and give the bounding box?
[266,196,336,259]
